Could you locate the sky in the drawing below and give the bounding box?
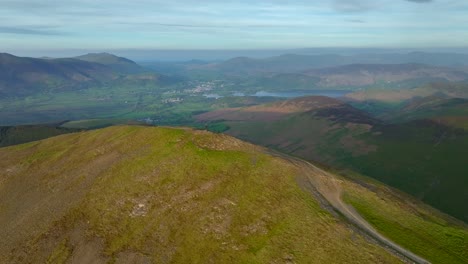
[1,0,467,56]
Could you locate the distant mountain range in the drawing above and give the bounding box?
[247,63,468,91]
[75,52,145,73]
[153,52,468,91]
[202,52,468,74]
[3,52,468,98]
[0,53,117,97]
[304,63,468,87]
[0,53,172,98]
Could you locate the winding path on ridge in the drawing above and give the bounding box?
[268,150,430,264]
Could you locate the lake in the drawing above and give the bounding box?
[251,90,351,98]
[204,90,350,99]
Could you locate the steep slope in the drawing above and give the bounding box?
[75,53,145,73]
[277,153,466,264]
[345,82,468,130]
[340,171,468,264]
[196,96,468,222]
[0,125,405,264]
[346,120,468,221]
[386,96,468,129]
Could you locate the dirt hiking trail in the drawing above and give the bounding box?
[269,150,430,264]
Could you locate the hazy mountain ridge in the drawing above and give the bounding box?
[0,53,117,97]
[0,53,171,98]
[177,53,468,91]
[3,52,468,99]
[75,52,146,73]
[304,63,468,87]
[198,52,468,74]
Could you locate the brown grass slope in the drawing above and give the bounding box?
[196,96,378,163]
[0,126,401,264]
[196,96,345,122]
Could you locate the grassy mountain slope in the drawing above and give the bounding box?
[340,172,468,264]
[196,96,468,222]
[0,126,404,264]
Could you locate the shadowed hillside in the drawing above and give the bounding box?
[196,96,468,222]
[0,123,79,147]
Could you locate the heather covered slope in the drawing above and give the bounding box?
[196,96,345,122]
[0,126,402,264]
[196,96,378,164]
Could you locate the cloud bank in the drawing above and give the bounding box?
[0,0,465,50]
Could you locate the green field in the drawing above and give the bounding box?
[0,81,280,128]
